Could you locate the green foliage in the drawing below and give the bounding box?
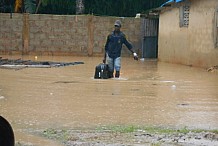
[38,0,168,16]
[38,0,76,14]
[1,0,169,16]
[24,0,36,13]
[84,0,168,17]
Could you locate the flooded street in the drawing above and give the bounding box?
[0,55,218,145]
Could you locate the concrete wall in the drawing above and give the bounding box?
[158,0,218,68]
[0,13,141,57]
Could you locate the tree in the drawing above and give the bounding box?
[14,0,22,12]
[84,0,168,17]
[38,0,76,15]
[1,0,169,16]
[24,0,36,13]
[76,0,84,14]
[14,0,36,13]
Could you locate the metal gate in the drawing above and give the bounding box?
[141,18,159,58]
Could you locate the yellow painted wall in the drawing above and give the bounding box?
[158,0,218,68]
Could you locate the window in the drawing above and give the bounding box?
[180,5,190,27]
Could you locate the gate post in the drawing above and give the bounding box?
[22,13,29,55]
[87,15,94,56]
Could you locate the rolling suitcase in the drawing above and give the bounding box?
[94,63,109,79]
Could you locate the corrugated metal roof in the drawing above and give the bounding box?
[161,0,184,7]
[145,0,185,16]
[176,0,184,2]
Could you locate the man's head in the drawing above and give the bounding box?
[114,20,121,32]
[114,20,122,27]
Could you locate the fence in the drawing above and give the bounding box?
[0,13,142,57]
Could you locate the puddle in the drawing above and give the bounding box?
[0,55,217,145]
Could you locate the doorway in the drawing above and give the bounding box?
[141,18,159,58]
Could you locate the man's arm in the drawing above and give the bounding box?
[122,34,138,60]
[122,34,133,51]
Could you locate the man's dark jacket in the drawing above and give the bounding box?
[105,31,133,59]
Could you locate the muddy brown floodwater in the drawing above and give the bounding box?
[0,55,218,146]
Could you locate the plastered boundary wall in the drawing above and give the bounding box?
[0,13,141,57]
[158,0,218,68]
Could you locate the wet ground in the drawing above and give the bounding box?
[0,55,218,146]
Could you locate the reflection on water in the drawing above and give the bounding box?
[0,55,218,145]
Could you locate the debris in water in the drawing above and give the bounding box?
[207,65,218,72]
[171,85,176,90]
[0,57,84,70]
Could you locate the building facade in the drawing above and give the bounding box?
[158,0,218,68]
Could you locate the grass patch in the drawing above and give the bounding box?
[41,125,218,143]
[40,125,218,145]
[95,125,218,134]
[96,125,178,134]
[96,125,142,133]
[42,128,69,142]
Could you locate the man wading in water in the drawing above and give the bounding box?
[103,20,138,78]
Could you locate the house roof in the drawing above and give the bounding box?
[161,0,184,7]
[141,0,185,17]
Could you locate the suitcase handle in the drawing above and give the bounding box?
[103,52,107,63]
